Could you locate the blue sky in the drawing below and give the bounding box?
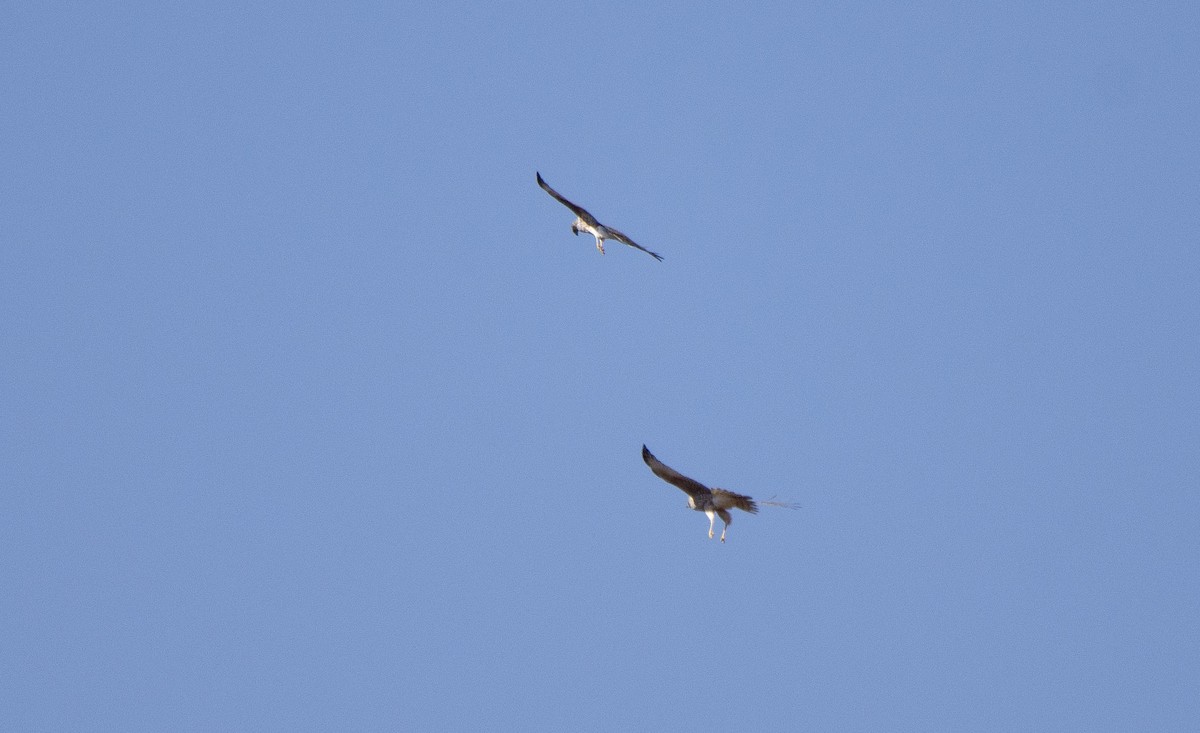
[3,1,1198,730]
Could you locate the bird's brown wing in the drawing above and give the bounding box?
[711,489,759,514]
[604,226,664,261]
[536,172,599,226]
[642,445,711,501]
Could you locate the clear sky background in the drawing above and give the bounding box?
[3,2,1198,730]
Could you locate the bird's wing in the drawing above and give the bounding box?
[642,445,711,500]
[537,172,599,226]
[604,226,664,261]
[712,489,759,514]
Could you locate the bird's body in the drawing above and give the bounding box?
[642,445,759,542]
[537,172,663,261]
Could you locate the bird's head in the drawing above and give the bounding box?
[570,223,580,236]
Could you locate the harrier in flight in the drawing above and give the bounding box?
[642,445,798,543]
[537,172,663,261]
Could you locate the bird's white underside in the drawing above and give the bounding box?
[574,218,606,253]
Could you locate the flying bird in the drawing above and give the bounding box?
[537,172,663,261]
[641,445,773,543]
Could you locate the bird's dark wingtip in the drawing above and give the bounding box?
[536,171,545,185]
[642,445,653,461]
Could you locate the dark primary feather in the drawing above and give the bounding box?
[536,172,597,225]
[642,445,712,500]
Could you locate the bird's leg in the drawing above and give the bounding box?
[717,510,732,543]
[595,237,606,255]
[706,510,716,539]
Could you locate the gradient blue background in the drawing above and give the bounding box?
[3,2,1198,730]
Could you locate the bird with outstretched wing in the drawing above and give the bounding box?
[642,445,797,542]
[537,172,663,261]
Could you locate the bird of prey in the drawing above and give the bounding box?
[537,172,663,261]
[642,445,762,543]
